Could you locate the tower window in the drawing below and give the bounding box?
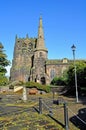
[39,52,43,57]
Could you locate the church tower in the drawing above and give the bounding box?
[10,17,71,85]
[32,16,48,84]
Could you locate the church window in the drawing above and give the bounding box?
[22,42,27,47]
[28,42,33,51]
[50,69,56,80]
[39,52,43,57]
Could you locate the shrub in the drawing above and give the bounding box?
[51,76,66,86]
[25,81,51,93]
[0,75,9,86]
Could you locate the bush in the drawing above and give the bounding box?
[0,75,9,86]
[25,81,51,93]
[51,76,66,86]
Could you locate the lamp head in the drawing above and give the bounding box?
[71,44,76,51]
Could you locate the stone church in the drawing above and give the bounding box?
[10,17,70,84]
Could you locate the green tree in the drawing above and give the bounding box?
[51,76,67,86]
[51,61,86,96]
[0,42,10,85]
[64,61,86,96]
[67,61,86,87]
[76,61,86,87]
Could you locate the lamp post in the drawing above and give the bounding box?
[71,44,78,103]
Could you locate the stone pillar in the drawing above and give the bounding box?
[22,86,27,102]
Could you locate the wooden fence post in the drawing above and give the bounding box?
[64,102,69,130]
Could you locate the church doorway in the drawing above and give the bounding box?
[41,77,46,85]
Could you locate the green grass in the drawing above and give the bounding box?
[0,93,85,130]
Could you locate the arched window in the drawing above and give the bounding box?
[39,52,42,57]
[28,42,33,51]
[50,69,56,80]
[41,77,46,85]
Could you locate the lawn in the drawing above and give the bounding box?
[0,92,86,130]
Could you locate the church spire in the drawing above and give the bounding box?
[38,16,43,38]
[36,16,47,50]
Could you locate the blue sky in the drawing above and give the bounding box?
[0,0,86,75]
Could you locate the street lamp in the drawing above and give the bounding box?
[71,44,78,103]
